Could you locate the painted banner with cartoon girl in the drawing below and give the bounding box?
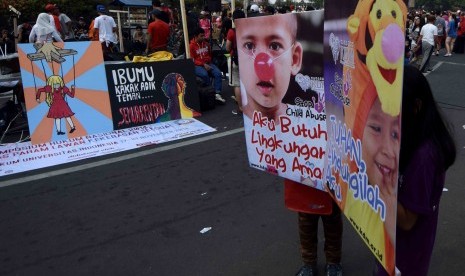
[18,41,113,144]
[323,0,407,274]
[237,11,327,190]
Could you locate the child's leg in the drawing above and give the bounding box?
[234,87,242,112]
[298,212,320,266]
[321,202,343,264]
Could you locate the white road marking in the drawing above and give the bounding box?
[199,227,212,234]
[423,61,443,76]
[0,127,245,188]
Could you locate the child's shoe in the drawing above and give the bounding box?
[325,263,342,276]
[296,264,317,276]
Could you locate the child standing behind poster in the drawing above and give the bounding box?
[235,13,303,123]
[285,179,343,276]
[375,65,457,275]
[396,65,456,275]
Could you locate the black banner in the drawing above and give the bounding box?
[105,59,200,130]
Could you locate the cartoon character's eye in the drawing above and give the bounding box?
[377,10,382,19]
[391,10,397,18]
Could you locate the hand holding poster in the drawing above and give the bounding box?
[237,11,327,190]
[323,0,407,274]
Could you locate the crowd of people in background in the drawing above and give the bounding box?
[0,3,461,276]
[405,8,465,72]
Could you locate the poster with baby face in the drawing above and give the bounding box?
[17,41,113,145]
[236,11,326,190]
[323,0,407,274]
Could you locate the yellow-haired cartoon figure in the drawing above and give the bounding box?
[157,73,200,122]
[36,75,76,135]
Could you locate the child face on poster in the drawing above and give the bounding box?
[362,96,400,208]
[236,15,302,119]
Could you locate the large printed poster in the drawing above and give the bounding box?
[237,11,327,190]
[105,59,201,130]
[18,41,113,145]
[323,0,407,274]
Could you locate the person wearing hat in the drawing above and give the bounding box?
[247,4,260,17]
[45,3,62,36]
[145,9,170,54]
[55,6,75,41]
[151,0,170,24]
[93,5,117,54]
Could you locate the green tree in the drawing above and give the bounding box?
[0,0,111,27]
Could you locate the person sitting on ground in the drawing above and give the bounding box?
[189,27,226,103]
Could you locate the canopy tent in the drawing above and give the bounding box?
[109,0,152,6]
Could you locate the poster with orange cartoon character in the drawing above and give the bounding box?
[18,41,113,145]
[323,0,407,275]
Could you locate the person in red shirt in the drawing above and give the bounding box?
[189,27,225,103]
[145,9,170,53]
[45,3,62,37]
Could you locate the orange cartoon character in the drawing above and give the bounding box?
[339,0,407,275]
[345,0,407,117]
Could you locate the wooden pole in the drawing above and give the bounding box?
[180,0,190,58]
[8,5,21,52]
[231,0,236,28]
[13,17,18,52]
[109,9,129,53]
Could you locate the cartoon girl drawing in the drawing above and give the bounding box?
[157,73,200,122]
[36,75,76,135]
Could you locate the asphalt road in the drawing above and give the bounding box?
[0,52,464,276]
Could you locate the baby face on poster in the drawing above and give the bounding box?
[235,14,303,121]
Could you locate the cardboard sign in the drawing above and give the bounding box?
[237,11,327,190]
[17,41,113,144]
[105,59,201,130]
[323,0,407,274]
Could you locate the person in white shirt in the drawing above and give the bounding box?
[56,7,75,41]
[29,13,63,43]
[418,14,438,73]
[93,4,117,53]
